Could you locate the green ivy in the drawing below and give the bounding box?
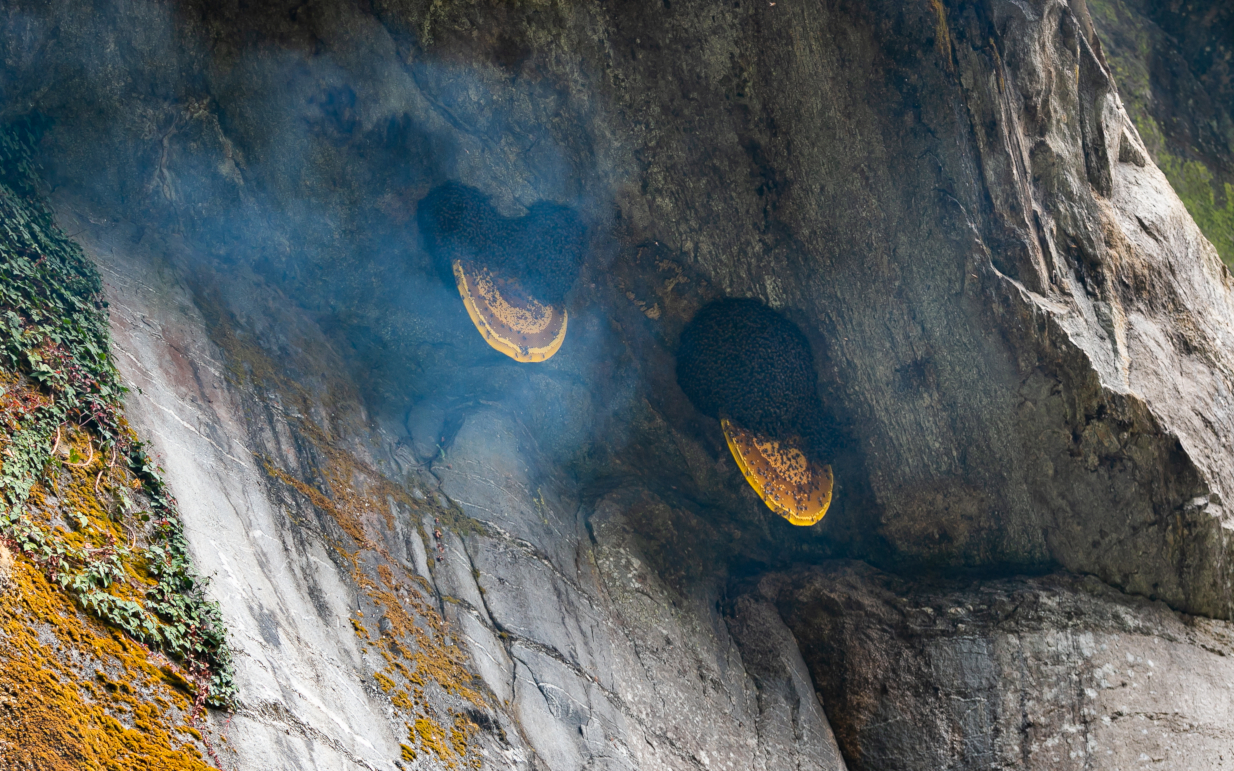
[0,121,235,708]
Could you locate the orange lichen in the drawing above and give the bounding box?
[195,273,489,766]
[374,671,397,693]
[391,689,415,711]
[454,260,567,363]
[0,365,230,767]
[722,418,833,526]
[263,421,486,767]
[450,712,479,758]
[399,712,481,770]
[0,558,211,770]
[414,717,450,760]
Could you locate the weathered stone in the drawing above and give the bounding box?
[761,560,1234,770]
[2,0,1232,767]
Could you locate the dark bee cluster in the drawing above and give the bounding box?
[416,182,586,305]
[676,298,827,456]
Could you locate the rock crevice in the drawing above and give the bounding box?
[2,0,1233,767]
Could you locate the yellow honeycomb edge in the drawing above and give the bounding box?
[453,259,567,363]
[721,418,833,526]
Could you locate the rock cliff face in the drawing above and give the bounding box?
[3,0,1234,769]
[1089,0,1234,266]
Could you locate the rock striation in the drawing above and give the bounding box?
[1,0,1233,768]
[758,561,1234,769]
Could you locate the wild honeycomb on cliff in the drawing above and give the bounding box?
[677,298,834,524]
[417,183,585,362]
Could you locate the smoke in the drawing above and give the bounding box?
[0,0,635,483]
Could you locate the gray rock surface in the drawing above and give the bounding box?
[62,201,847,769]
[760,560,1234,770]
[2,0,1234,768]
[73,209,408,769]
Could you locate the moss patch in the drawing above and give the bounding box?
[0,120,235,728]
[1156,146,1234,264]
[0,556,213,770]
[1089,0,1234,266]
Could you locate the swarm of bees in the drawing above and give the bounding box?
[417,183,585,363]
[417,185,832,522]
[677,299,834,525]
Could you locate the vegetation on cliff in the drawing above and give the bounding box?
[1090,0,1234,266]
[0,119,235,729]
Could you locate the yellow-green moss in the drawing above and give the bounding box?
[0,557,212,769]
[263,423,486,768]
[1086,3,1234,267]
[1158,151,1234,266]
[1129,113,1234,266]
[0,121,234,767]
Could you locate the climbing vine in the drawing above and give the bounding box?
[0,121,235,708]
